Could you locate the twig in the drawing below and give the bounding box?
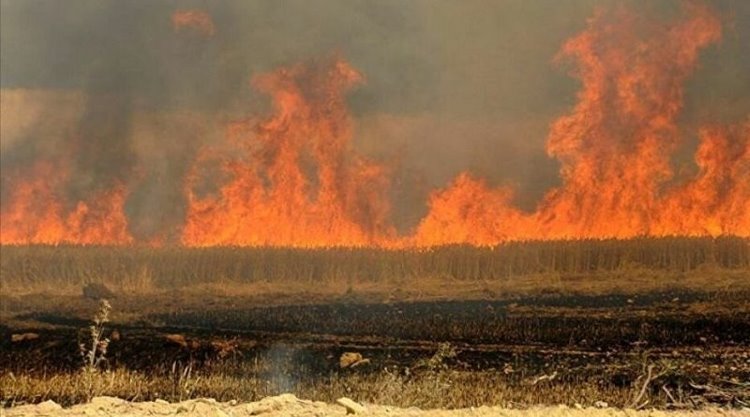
[662,385,677,403]
[630,364,654,409]
[662,385,688,408]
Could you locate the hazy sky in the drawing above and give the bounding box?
[2,0,748,232]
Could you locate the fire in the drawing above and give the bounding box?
[171,9,215,37]
[181,57,395,247]
[412,173,533,246]
[0,161,132,245]
[537,3,724,240]
[657,122,750,237]
[2,4,747,248]
[414,3,748,246]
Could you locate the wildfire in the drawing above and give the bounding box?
[657,122,750,237]
[0,161,132,245]
[1,4,747,247]
[414,3,748,246]
[412,173,534,246]
[181,57,395,247]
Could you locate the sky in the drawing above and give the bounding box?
[1,0,749,233]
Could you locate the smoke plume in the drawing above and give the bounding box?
[1,0,748,246]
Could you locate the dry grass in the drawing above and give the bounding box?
[3,266,748,330]
[2,237,748,410]
[0,363,638,409]
[1,236,748,298]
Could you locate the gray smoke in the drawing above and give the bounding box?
[2,0,748,237]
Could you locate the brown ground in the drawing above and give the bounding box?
[3,395,748,417]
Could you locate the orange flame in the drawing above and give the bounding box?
[0,162,132,245]
[657,122,750,237]
[2,4,747,248]
[171,9,215,37]
[414,3,748,246]
[181,57,395,247]
[412,173,533,246]
[537,3,724,239]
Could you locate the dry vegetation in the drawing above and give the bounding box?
[1,237,749,411]
[1,236,748,297]
[1,361,637,408]
[4,334,748,409]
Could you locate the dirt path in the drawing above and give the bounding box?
[3,395,747,417]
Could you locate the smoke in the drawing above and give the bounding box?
[172,9,216,37]
[1,0,748,244]
[413,2,748,245]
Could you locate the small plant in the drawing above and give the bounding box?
[628,352,675,409]
[423,342,457,371]
[79,299,112,400]
[81,299,112,372]
[171,360,198,401]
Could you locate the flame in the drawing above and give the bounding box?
[537,3,724,239]
[657,122,750,237]
[181,57,395,247]
[414,3,748,246]
[0,161,132,245]
[171,9,215,37]
[2,4,747,248]
[412,173,533,246]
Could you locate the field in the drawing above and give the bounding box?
[1,237,749,411]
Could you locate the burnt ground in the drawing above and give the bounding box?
[2,289,749,397]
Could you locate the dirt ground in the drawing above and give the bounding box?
[3,395,748,417]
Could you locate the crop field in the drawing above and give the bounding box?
[1,237,749,410]
[2,236,748,292]
[3,1,750,415]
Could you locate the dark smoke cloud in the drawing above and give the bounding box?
[1,0,749,236]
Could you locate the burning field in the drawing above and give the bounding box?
[1,2,748,247]
[1,0,749,414]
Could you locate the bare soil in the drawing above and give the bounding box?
[4,394,748,417]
